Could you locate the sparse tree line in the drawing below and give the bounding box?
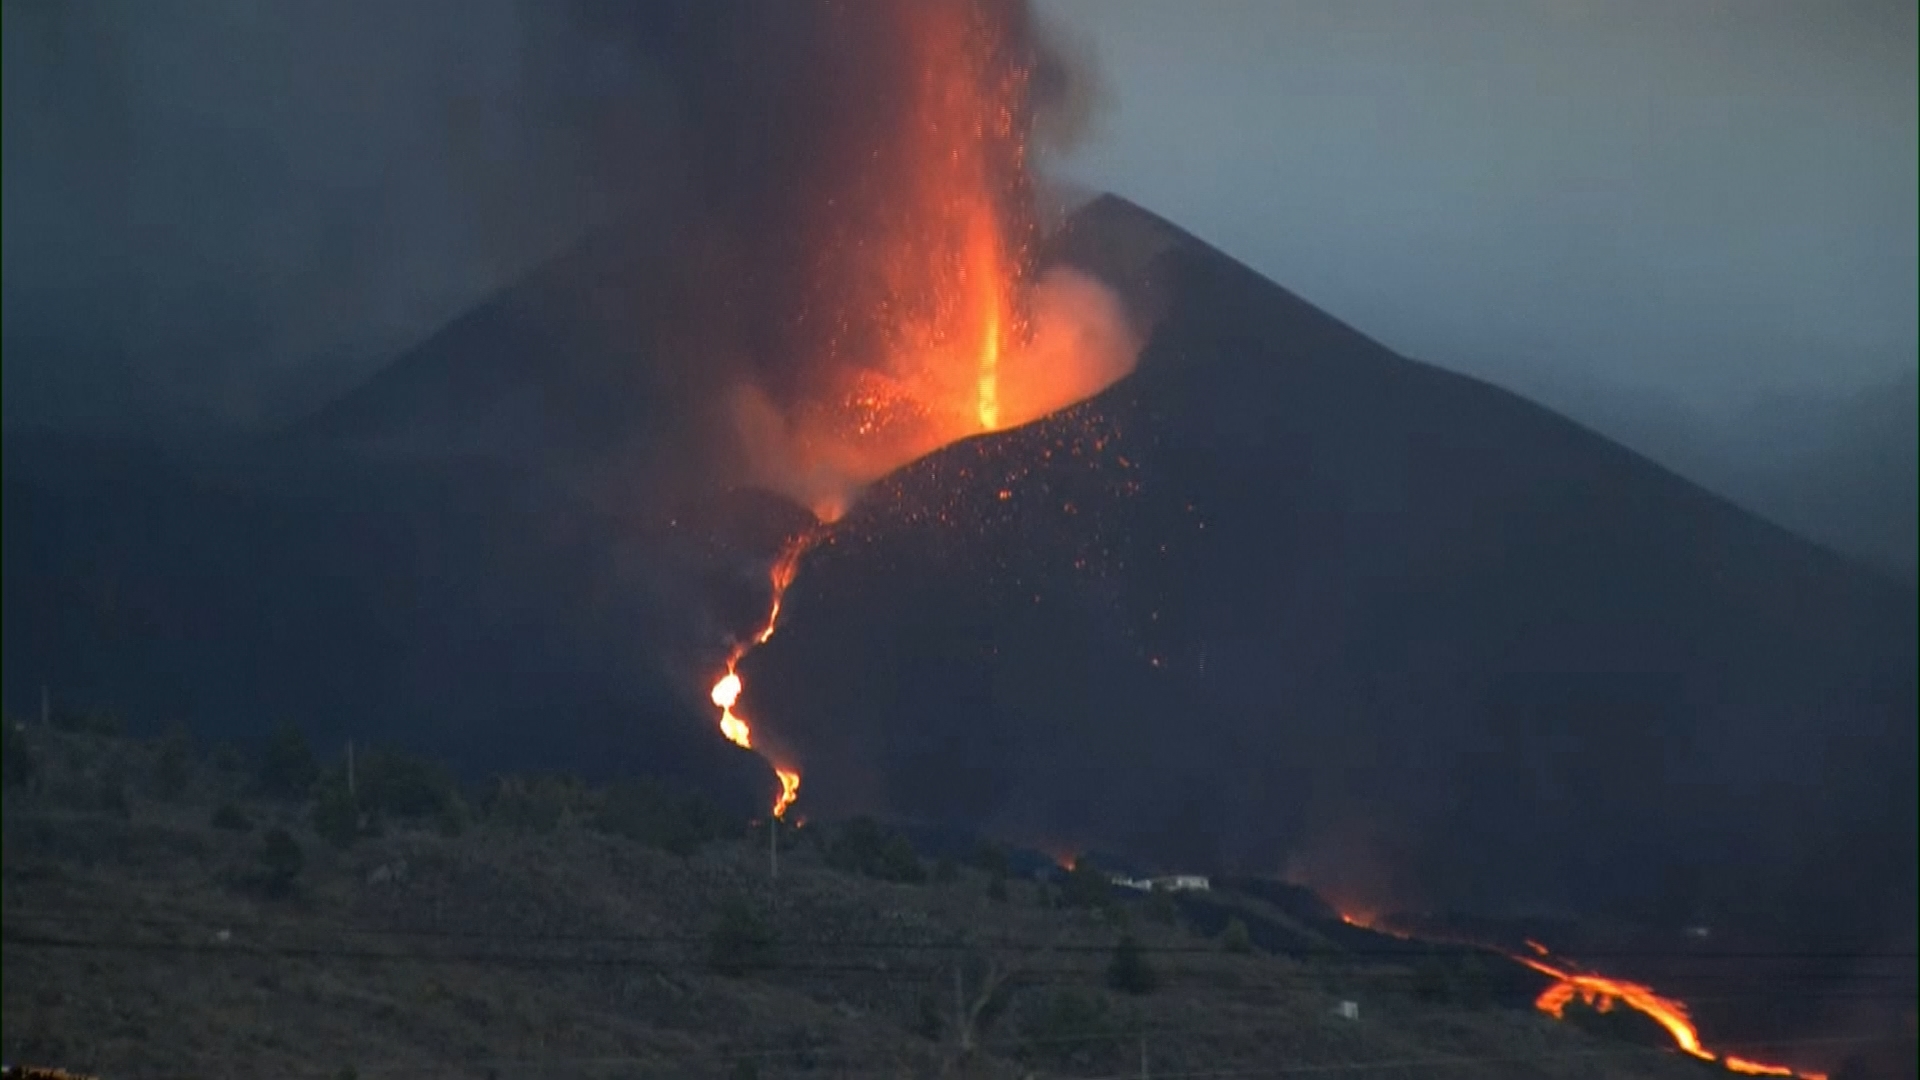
[5,707,1324,1076]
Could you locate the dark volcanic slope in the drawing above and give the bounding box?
[747,196,1917,954]
[6,192,1914,993]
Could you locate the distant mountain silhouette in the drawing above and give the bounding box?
[1475,360,1919,582]
[6,195,1913,1045]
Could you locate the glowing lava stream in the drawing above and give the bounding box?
[710,533,817,818]
[1511,942,1826,1079]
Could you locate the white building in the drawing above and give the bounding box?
[1150,875,1211,892]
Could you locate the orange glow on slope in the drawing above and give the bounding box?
[710,533,819,818]
[1512,946,1826,1080]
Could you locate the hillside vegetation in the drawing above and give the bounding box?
[3,719,1745,1079]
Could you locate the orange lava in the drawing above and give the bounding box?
[708,1,1139,819]
[711,532,820,818]
[733,0,1136,521]
[1513,945,1826,1080]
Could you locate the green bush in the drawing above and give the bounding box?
[592,780,729,857]
[357,747,457,820]
[970,842,1011,878]
[435,791,471,838]
[1144,889,1179,926]
[915,994,945,1041]
[1018,989,1124,1070]
[51,704,122,736]
[1411,951,1493,1008]
[258,827,305,898]
[1060,858,1113,909]
[212,802,253,831]
[1220,916,1253,954]
[483,773,589,834]
[312,776,361,849]
[259,723,318,800]
[154,724,192,797]
[2,724,36,787]
[97,775,131,818]
[823,817,926,883]
[1106,933,1159,995]
[708,900,777,977]
[210,741,246,774]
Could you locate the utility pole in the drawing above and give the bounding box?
[346,739,356,800]
[953,964,967,1055]
[1139,1036,1150,1078]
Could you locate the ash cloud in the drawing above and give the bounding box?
[2,0,1138,512]
[1,0,711,436]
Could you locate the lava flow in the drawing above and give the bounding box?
[1512,942,1826,1079]
[710,533,817,817]
[707,0,1140,814]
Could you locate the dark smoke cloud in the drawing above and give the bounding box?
[2,0,1100,442]
[1,0,698,435]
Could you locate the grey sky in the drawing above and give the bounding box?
[1039,0,1918,413]
[3,0,1913,436]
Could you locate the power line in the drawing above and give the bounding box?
[7,906,1915,963]
[6,930,1915,1002]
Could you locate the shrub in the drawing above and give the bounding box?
[986,871,1009,903]
[1220,916,1253,954]
[824,817,926,883]
[212,802,253,831]
[708,900,777,977]
[51,704,122,736]
[932,856,959,884]
[435,791,471,838]
[1019,989,1121,1070]
[915,994,944,1041]
[970,842,1011,878]
[1411,951,1493,1008]
[1060,858,1113,909]
[259,723,318,800]
[1145,889,1179,926]
[97,776,131,819]
[312,777,361,849]
[357,747,457,820]
[210,741,246,774]
[1106,933,1159,995]
[593,780,728,857]
[2,724,36,788]
[483,773,589,834]
[258,827,305,897]
[154,724,192,797]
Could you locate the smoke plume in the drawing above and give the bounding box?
[681,0,1144,520]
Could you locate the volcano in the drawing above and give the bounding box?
[748,194,1916,906]
[4,193,1914,1070]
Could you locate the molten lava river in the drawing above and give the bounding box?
[1513,941,1828,1079]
